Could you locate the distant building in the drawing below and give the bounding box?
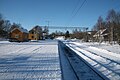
[9,27,29,42]
[29,25,43,40]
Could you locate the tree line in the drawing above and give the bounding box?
[92,9,120,44]
[0,14,10,38]
[1,9,120,45]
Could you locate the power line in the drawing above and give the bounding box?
[71,0,87,19]
[67,0,87,26]
[71,0,81,16]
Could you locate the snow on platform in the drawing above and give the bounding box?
[0,40,61,80]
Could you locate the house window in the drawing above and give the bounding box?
[32,36,34,38]
[32,32,34,34]
[15,34,19,38]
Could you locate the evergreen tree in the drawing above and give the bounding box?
[65,31,70,39]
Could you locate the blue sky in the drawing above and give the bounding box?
[0,0,120,32]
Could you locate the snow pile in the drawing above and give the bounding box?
[55,36,65,40]
[0,41,11,43]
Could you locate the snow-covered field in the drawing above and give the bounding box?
[64,41,120,80]
[0,40,61,80]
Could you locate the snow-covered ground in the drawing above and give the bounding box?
[79,42,120,54]
[0,40,120,80]
[0,40,61,80]
[63,41,120,80]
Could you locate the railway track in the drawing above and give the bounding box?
[59,41,108,80]
[67,43,120,76]
[70,43,120,65]
[63,42,120,80]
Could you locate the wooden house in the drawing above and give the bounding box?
[9,28,29,42]
[29,26,43,40]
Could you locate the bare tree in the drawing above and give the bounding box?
[92,9,120,45]
[0,14,11,38]
[106,9,117,44]
[116,12,120,44]
[94,16,105,43]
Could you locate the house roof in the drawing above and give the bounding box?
[29,26,42,33]
[93,29,109,37]
[30,26,42,30]
[10,27,29,33]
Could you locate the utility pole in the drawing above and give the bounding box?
[46,21,50,34]
[45,21,50,36]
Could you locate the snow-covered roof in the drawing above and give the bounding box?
[19,28,28,33]
[93,29,108,37]
[11,27,29,33]
[97,29,106,34]
[30,26,42,30]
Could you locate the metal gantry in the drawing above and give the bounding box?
[41,26,88,32]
